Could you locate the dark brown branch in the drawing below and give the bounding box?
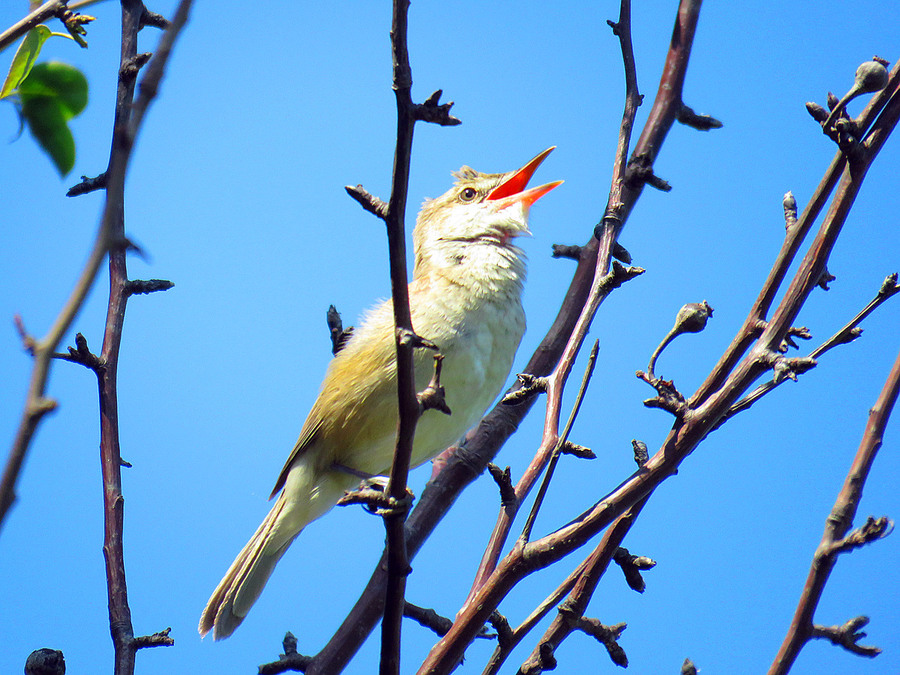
[67,171,109,197]
[720,272,900,425]
[375,3,462,672]
[692,58,900,407]
[92,3,191,674]
[100,1,151,670]
[259,632,313,675]
[768,344,900,673]
[345,184,389,220]
[677,102,723,130]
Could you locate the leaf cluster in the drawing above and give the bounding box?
[1,26,88,175]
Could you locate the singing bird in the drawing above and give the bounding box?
[199,148,561,640]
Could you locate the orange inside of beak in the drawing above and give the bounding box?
[486,147,562,209]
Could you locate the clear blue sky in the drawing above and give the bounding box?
[2,2,899,674]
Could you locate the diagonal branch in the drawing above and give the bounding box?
[720,273,900,424]
[767,342,900,674]
[0,0,69,53]
[692,59,900,407]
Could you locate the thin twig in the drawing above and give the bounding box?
[94,3,192,674]
[375,0,423,668]
[768,344,900,674]
[519,340,599,543]
[359,2,462,672]
[721,273,900,424]
[0,0,68,53]
[692,59,900,407]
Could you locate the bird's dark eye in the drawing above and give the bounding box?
[459,187,478,202]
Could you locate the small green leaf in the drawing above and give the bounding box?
[0,26,53,99]
[19,61,88,118]
[18,61,89,175]
[22,95,74,175]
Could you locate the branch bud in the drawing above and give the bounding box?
[853,60,889,96]
[673,300,714,334]
[631,439,648,467]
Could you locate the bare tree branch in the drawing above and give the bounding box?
[0,0,69,53]
[338,2,462,672]
[95,3,193,674]
[767,344,900,673]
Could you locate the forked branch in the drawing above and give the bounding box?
[768,344,899,674]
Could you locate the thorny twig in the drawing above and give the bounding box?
[720,273,900,426]
[768,345,900,673]
[339,2,460,673]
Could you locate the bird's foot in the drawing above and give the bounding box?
[337,477,415,517]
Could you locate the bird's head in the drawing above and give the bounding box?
[413,147,562,279]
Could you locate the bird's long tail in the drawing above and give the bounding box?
[199,459,351,640]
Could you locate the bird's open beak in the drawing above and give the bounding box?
[486,147,563,210]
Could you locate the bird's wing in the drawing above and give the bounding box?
[269,417,322,499]
[267,301,397,499]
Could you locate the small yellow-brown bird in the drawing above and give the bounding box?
[199,148,561,639]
